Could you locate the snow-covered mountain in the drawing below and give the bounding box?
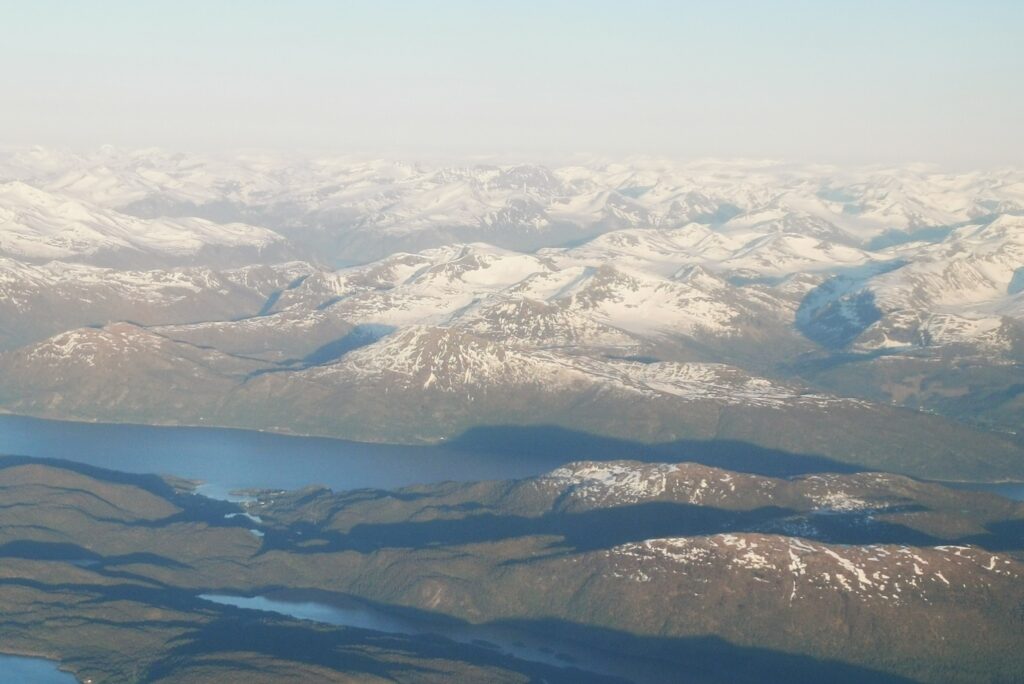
[237,458,1024,683]
[0,180,291,267]
[4,148,1022,263]
[1,148,1023,468]
[0,258,314,350]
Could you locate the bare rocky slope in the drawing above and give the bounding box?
[0,457,1021,682]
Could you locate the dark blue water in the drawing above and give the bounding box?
[0,414,569,498]
[2,413,1022,501]
[2,413,1019,684]
[0,655,76,683]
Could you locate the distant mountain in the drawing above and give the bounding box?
[0,180,292,268]
[1,149,1024,472]
[4,149,1022,263]
[0,258,314,350]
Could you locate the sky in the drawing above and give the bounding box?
[1,0,1022,166]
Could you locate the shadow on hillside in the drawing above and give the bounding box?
[261,502,795,554]
[495,617,916,684]
[257,501,963,556]
[446,425,863,477]
[0,454,244,524]
[0,573,956,684]
[497,618,913,679]
[0,454,180,498]
[961,518,1024,551]
[150,614,629,683]
[0,541,190,569]
[174,587,915,684]
[792,261,906,350]
[4,453,1021,554]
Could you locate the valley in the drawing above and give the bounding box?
[0,454,1020,683]
[1,151,1023,481]
[2,149,1024,682]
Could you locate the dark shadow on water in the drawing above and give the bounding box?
[447,425,864,477]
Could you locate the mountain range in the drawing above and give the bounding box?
[2,456,1020,682]
[1,148,1022,480]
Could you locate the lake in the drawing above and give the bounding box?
[0,414,571,498]
[0,655,77,683]
[2,412,1020,683]
[1,413,1021,501]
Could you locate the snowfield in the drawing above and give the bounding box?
[0,148,1022,449]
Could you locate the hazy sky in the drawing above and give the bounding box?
[2,1,1021,165]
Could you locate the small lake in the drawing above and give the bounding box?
[0,414,571,498]
[199,591,670,683]
[0,655,76,683]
